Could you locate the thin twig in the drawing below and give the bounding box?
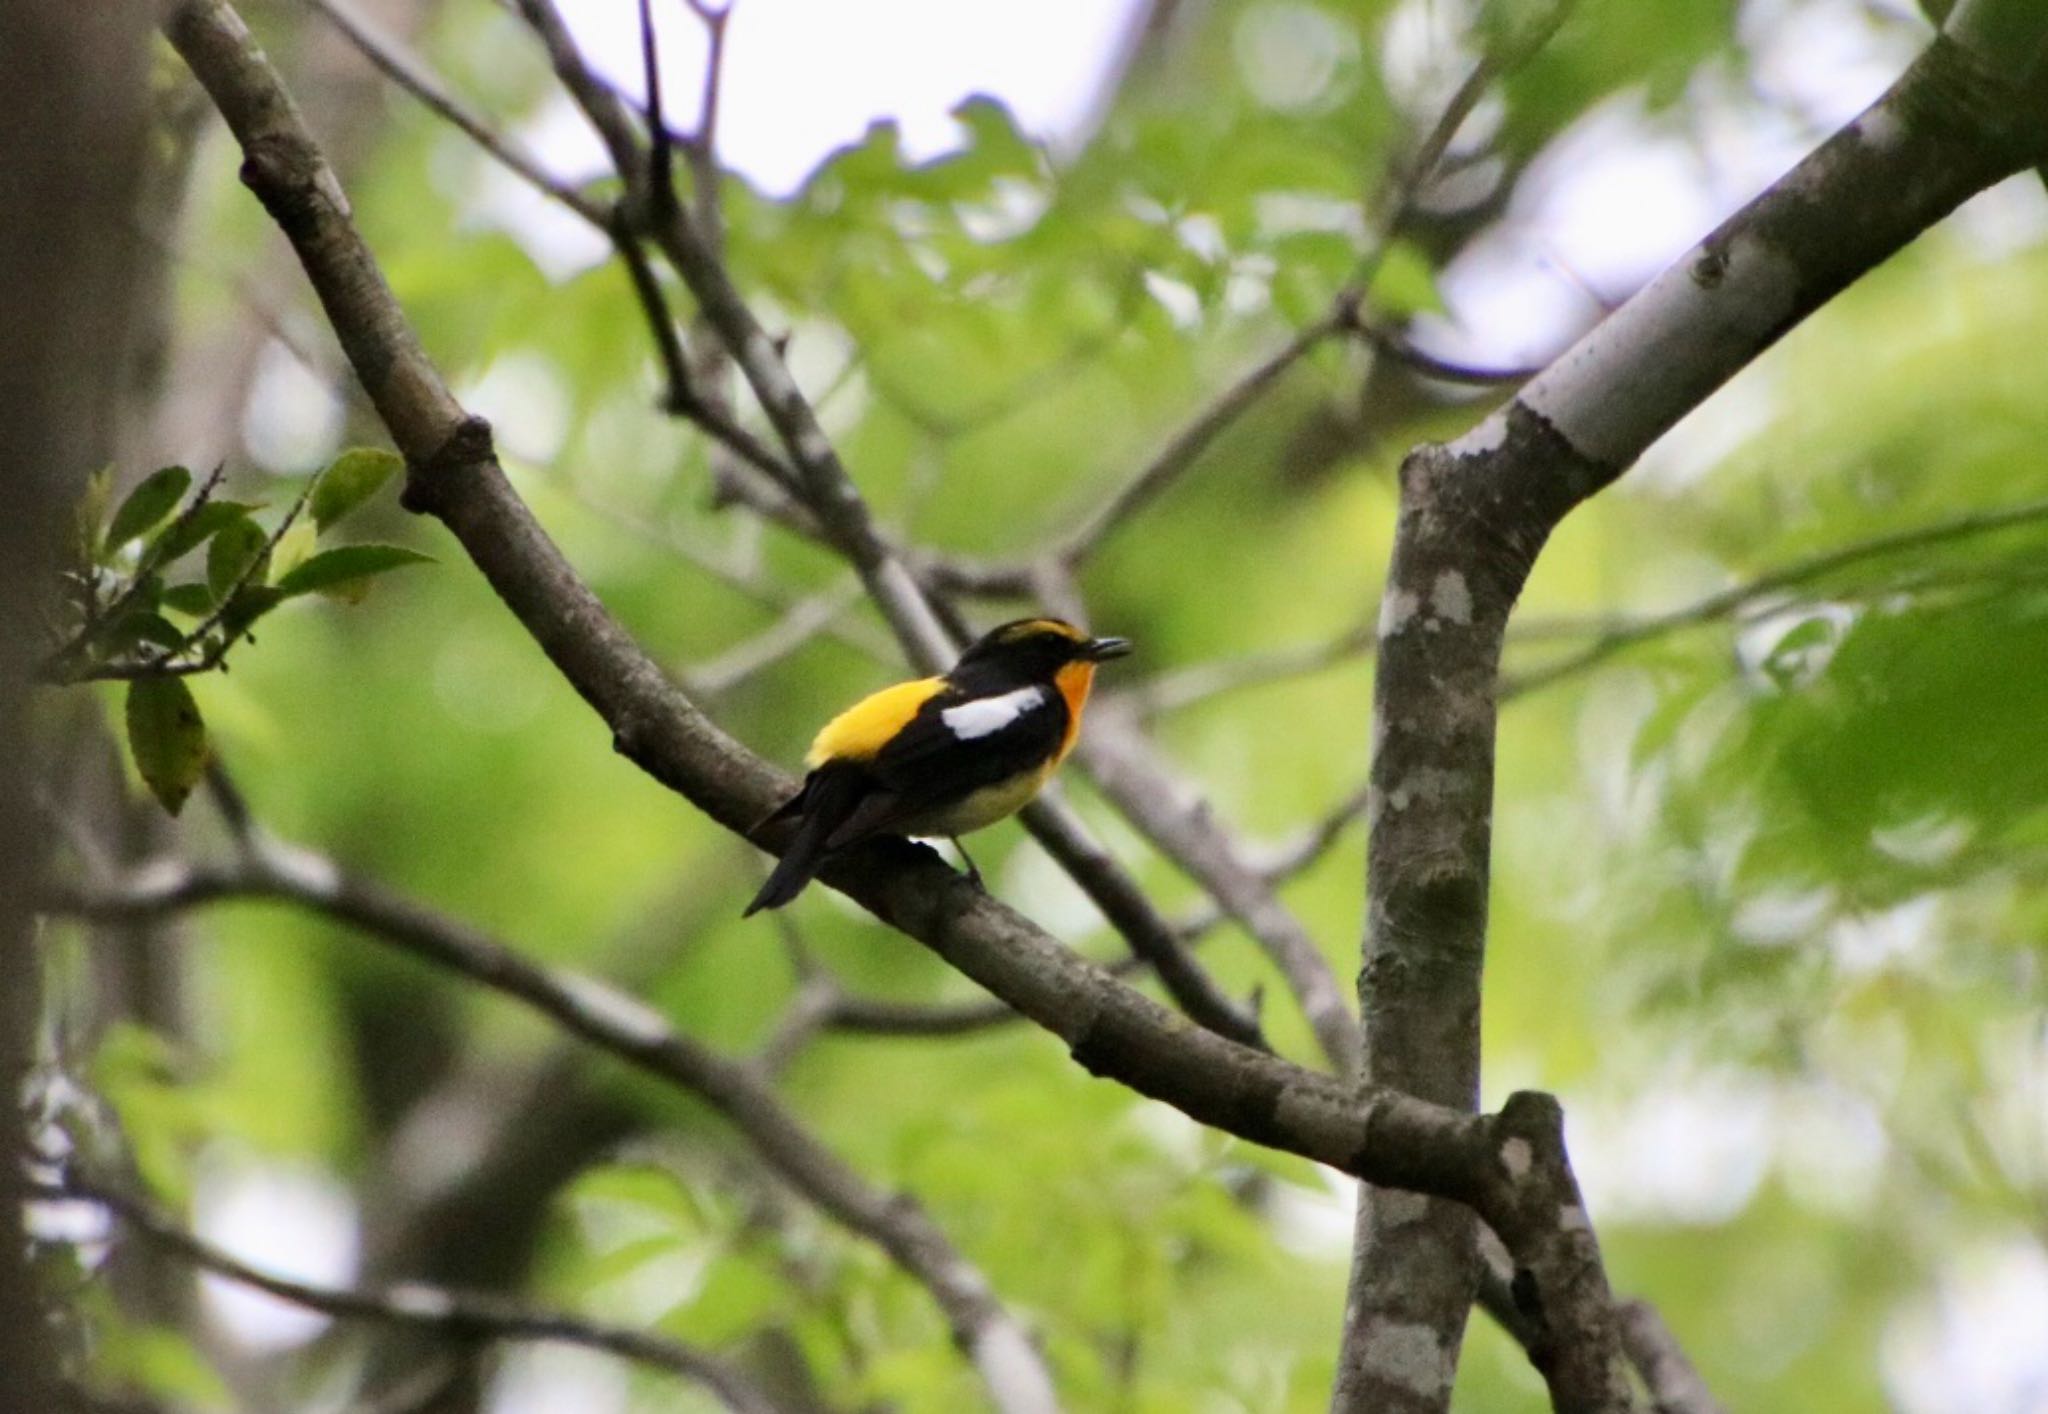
[41,464,229,679]
[1501,495,2048,697]
[1357,322,1547,386]
[611,228,801,495]
[57,476,316,684]
[683,574,868,697]
[1116,619,1375,719]
[1615,1300,1726,1414]
[42,1176,785,1414]
[45,826,1058,1414]
[298,0,606,225]
[931,296,1360,597]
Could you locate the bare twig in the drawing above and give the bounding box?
[1013,793,1268,1050]
[1117,618,1376,719]
[1615,1301,1726,1414]
[1501,494,2048,696]
[683,574,867,697]
[298,0,605,225]
[1075,704,1361,1075]
[930,296,1360,597]
[607,217,802,494]
[44,1175,785,1414]
[511,0,643,189]
[45,827,1058,1414]
[304,0,791,498]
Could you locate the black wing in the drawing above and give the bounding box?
[821,683,1067,848]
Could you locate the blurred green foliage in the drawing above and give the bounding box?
[45,0,2048,1409]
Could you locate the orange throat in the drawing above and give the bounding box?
[1052,661,1097,764]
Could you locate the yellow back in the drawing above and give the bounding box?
[806,677,946,767]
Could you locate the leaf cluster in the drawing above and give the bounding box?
[45,447,430,812]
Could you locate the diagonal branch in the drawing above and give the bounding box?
[928,299,1358,598]
[298,0,606,225]
[42,1175,786,1414]
[1500,494,2048,696]
[1614,1301,1725,1414]
[1075,702,1361,1075]
[43,828,1058,1414]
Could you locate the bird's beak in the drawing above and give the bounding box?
[1082,636,1132,662]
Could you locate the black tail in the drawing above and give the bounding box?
[744,804,834,916]
[743,768,865,916]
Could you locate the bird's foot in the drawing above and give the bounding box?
[951,837,986,892]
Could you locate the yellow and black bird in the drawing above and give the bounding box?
[744,617,1131,915]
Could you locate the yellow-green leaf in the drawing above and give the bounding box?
[125,677,208,815]
[311,447,403,531]
[275,544,432,601]
[271,519,318,582]
[206,516,269,600]
[105,466,192,557]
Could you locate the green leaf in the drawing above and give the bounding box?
[271,519,318,581]
[275,544,432,600]
[152,500,264,563]
[219,585,287,635]
[104,611,187,656]
[103,1325,232,1408]
[105,466,191,557]
[160,583,215,616]
[125,677,208,815]
[206,516,270,601]
[311,447,403,531]
[74,466,115,562]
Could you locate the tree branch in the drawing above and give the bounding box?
[42,1175,786,1414]
[1500,493,2048,696]
[298,0,606,225]
[1337,5,2048,1412]
[1075,702,1361,1075]
[928,298,1358,598]
[1614,1301,1725,1414]
[44,827,1060,1414]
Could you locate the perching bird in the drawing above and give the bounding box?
[743,617,1131,915]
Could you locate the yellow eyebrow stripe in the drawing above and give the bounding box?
[806,676,946,767]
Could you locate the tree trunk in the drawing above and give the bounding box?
[0,3,155,1410]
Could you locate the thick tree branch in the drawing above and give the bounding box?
[44,1176,786,1414]
[1337,6,2048,1412]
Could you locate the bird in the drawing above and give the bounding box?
[743,617,1131,916]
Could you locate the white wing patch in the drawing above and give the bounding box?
[941,685,1045,740]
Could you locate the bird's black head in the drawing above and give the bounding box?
[952,617,1132,687]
